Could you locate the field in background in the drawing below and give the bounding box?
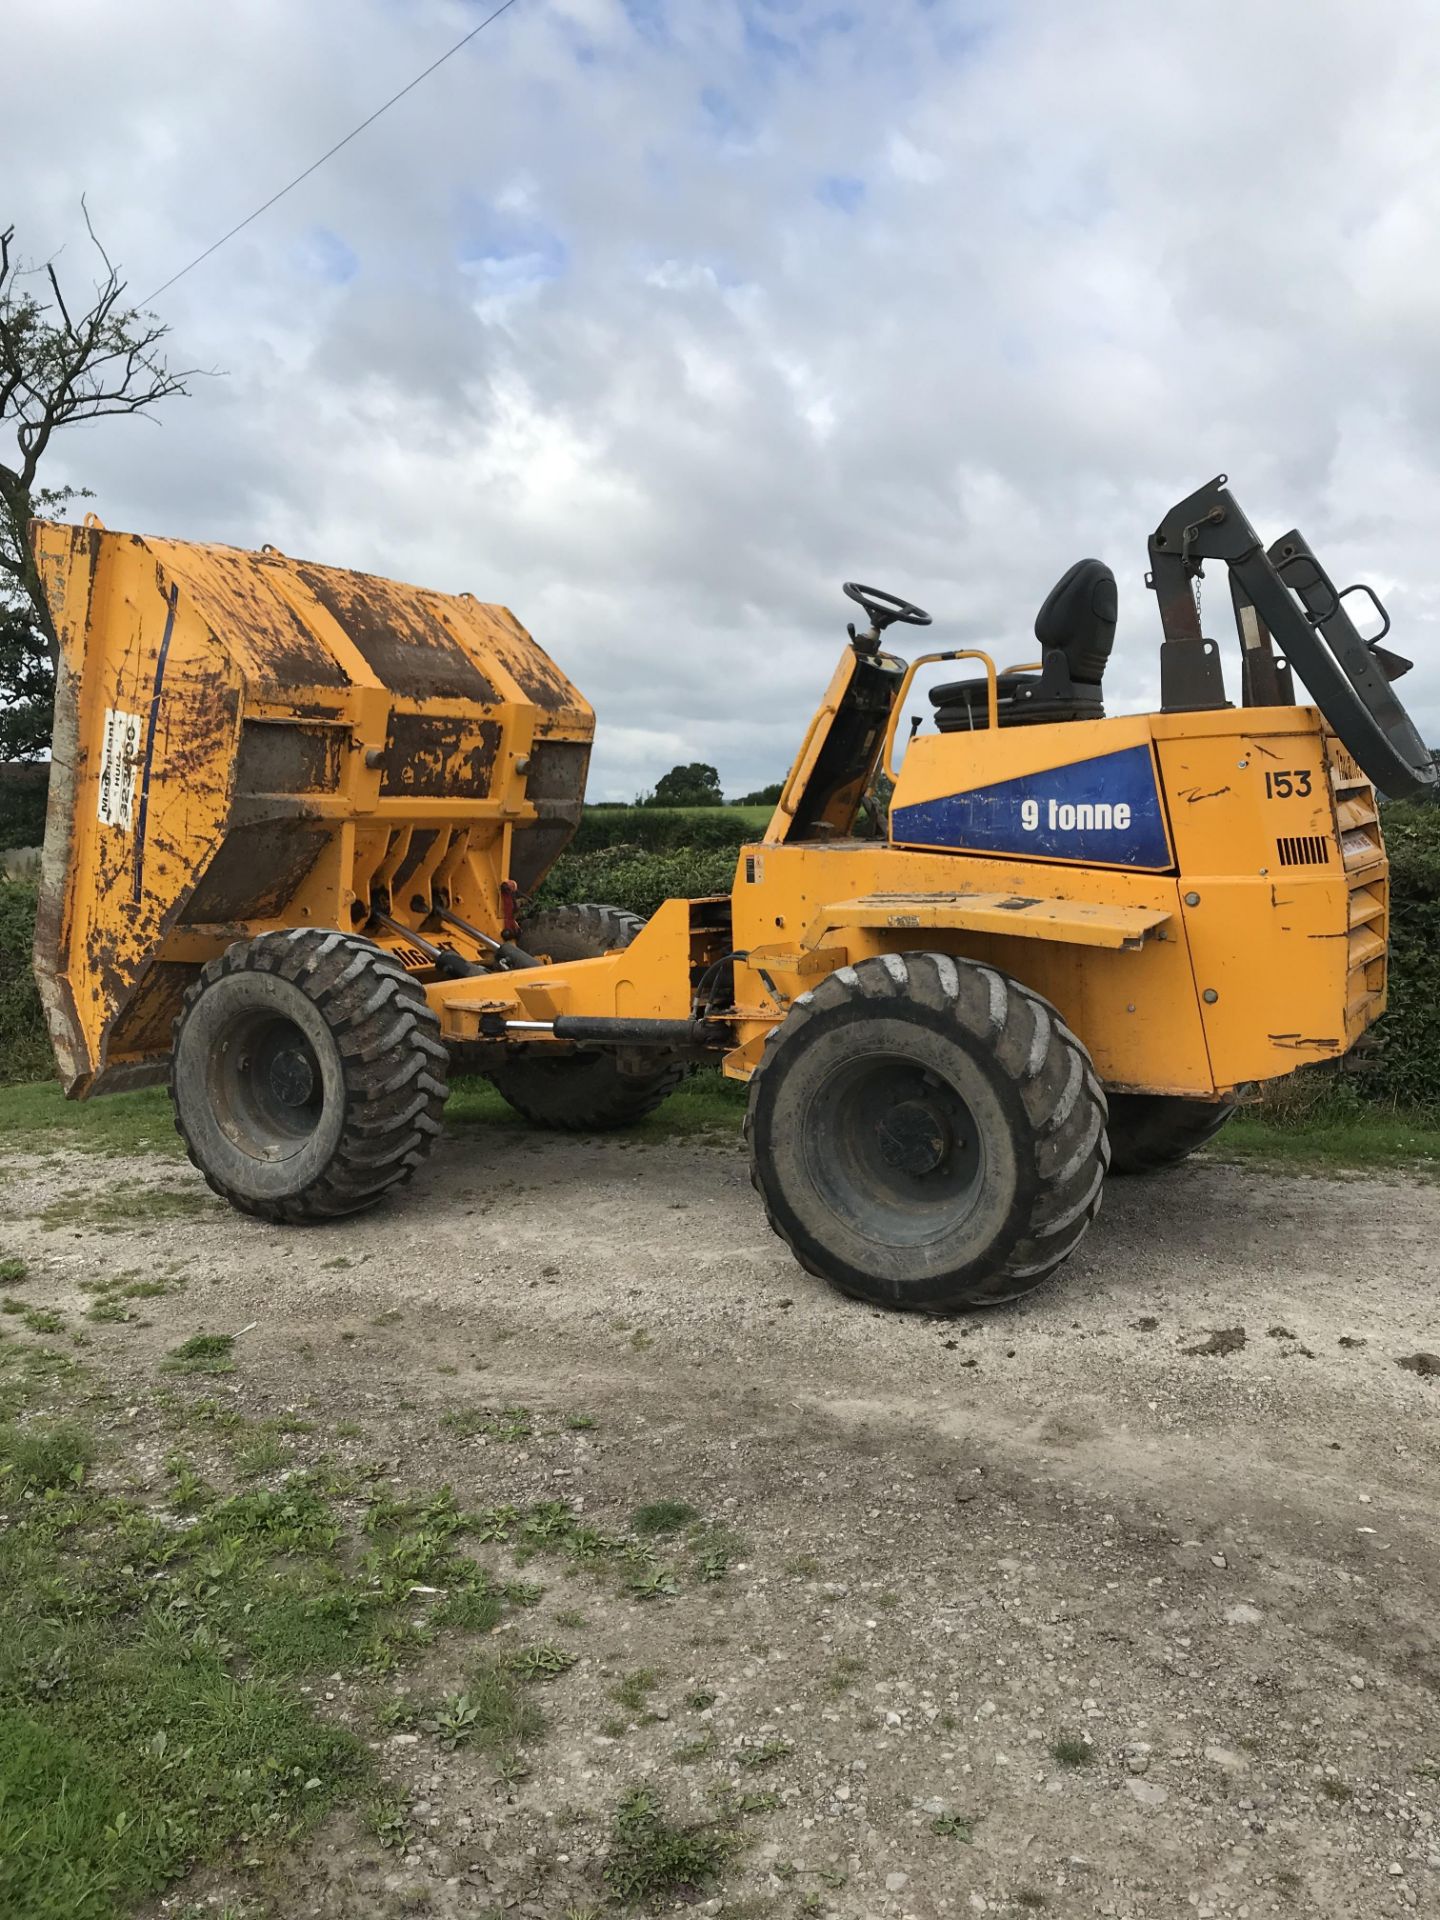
[571,804,772,852]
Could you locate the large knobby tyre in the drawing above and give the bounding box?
[1104,1092,1236,1175]
[485,904,687,1131]
[745,953,1109,1312]
[170,929,448,1223]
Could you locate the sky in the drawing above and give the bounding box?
[5,0,1440,798]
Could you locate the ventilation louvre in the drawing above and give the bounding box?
[1276,833,1331,868]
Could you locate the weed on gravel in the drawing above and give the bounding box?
[16,1304,64,1335]
[38,1186,216,1230]
[612,1668,659,1715]
[441,1403,533,1441]
[632,1497,700,1536]
[161,1332,237,1374]
[603,1785,735,1906]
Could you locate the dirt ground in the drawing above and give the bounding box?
[4,1121,1440,1920]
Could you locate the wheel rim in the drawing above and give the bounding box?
[801,1052,986,1249]
[208,1011,328,1161]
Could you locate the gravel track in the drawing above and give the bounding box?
[3,1126,1438,1919]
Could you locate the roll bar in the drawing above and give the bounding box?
[1147,476,1435,799]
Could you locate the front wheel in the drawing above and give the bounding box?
[745,954,1109,1312]
[170,929,448,1223]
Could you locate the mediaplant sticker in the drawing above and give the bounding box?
[97,707,143,831]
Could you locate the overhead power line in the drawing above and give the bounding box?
[140,0,523,304]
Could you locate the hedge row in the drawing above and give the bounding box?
[4,812,1438,1110]
[0,771,47,852]
[569,802,890,856]
[570,806,769,855]
[1365,803,1440,1111]
[535,845,740,918]
[0,879,48,1083]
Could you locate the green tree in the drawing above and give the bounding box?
[646,761,724,808]
[735,781,784,806]
[0,603,53,760]
[0,209,195,753]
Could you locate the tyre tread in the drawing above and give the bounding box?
[745,952,1108,1312]
[169,929,448,1224]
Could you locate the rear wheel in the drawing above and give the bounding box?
[1104,1092,1235,1174]
[745,953,1108,1312]
[485,904,687,1131]
[170,929,448,1223]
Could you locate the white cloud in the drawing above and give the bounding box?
[4,0,1440,800]
[886,134,942,185]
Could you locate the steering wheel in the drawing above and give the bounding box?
[843,581,932,632]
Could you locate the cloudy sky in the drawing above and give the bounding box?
[6,0,1440,797]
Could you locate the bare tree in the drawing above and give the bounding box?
[0,206,201,673]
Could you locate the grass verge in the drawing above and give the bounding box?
[3,1066,1433,1177]
[0,1325,742,1918]
[1214,1108,1440,1175]
[447,1068,747,1138]
[0,1082,181,1157]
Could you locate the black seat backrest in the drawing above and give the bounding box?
[1034,558,1117,686]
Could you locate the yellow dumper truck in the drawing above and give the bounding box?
[30,477,1435,1310]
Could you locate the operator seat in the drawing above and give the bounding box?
[930,558,1117,731]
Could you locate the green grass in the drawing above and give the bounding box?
[440,1403,534,1442]
[446,1068,746,1138]
[0,1348,622,1918]
[5,1061,1428,1181]
[1051,1735,1094,1768]
[632,1498,700,1537]
[39,1186,216,1229]
[432,1585,506,1634]
[232,1429,294,1478]
[0,1081,181,1156]
[0,1685,357,1920]
[0,1427,366,1918]
[0,1417,93,1490]
[446,1661,545,1761]
[677,804,770,826]
[0,1305,760,1920]
[86,1296,134,1325]
[385,1661,546,1769]
[1212,1099,1440,1175]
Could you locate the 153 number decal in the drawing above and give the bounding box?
[1264,768,1313,799]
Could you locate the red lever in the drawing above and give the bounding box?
[499,879,520,940]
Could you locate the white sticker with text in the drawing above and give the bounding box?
[97,707,144,831]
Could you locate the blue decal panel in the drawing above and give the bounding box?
[892,744,1172,870]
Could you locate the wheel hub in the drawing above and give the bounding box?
[799,1047,987,1252]
[268,1046,316,1109]
[876,1098,951,1177]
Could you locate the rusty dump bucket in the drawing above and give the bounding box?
[30,520,594,1096]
